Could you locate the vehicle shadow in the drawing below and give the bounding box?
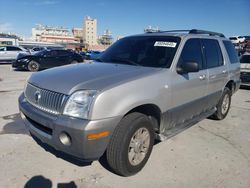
[0,113,29,135]
[31,133,92,167]
[240,85,250,90]
[24,175,77,188]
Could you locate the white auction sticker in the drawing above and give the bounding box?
[154,41,177,48]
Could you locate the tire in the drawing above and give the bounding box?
[211,87,231,120]
[106,112,154,176]
[27,60,40,72]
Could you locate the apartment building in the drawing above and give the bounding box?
[83,16,97,46]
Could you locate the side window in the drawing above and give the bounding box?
[47,50,58,56]
[0,47,6,51]
[57,50,70,56]
[6,46,22,51]
[179,38,203,69]
[223,41,239,64]
[202,39,224,68]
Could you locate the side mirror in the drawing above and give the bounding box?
[177,61,199,74]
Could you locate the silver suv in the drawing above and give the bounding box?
[19,29,240,176]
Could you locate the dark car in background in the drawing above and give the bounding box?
[12,49,83,71]
[240,53,250,86]
[85,50,102,60]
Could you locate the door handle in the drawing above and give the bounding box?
[199,75,206,80]
[222,70,227,74]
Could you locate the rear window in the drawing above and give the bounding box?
[202,39,224,68]
[223,41,239,64]
[240,55,250,64]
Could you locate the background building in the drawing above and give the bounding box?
[31,24,80,49]
[98,29,113,45]
[0,33,21,46]
[83,16,97,46]
[72,28,83,40]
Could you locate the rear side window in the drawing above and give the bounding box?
[223,41,239,64]
[6,46,22,51]
[202,39,223,69]
[179,38,203,69]
[57,50,70,56]
[240,55,250,64]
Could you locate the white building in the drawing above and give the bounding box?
[31,24,78,44]
[83,16,97,46]
[0,33,20,46]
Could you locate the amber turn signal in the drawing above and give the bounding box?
[87,131,109,140]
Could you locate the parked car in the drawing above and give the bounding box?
[240,53,250,86]
[243,36,250,49]
[229,36,245,44]
[12,49,83,71]
[19,29,240,176]
[0,46,29,63]
[85,50,102,60]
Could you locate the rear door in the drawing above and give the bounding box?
[41,50,61,68]
[56,50,71,65]
[201,39,228,109]
[6,46,23,60]
[170,38,208,127]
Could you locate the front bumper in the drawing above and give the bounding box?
[19,93,122,161]
[12,60,27,69]
[240,72,250,85]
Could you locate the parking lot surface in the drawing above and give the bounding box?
[0,64,250,188]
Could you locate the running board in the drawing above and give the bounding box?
[156,107,217,141]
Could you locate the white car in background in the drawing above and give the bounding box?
[0,46,29,63]
[229,36,245,44]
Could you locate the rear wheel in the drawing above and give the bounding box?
[106,112,154,176]
[27,61,40,72]
[211,87,231,120]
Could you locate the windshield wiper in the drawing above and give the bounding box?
[110,57,141,66]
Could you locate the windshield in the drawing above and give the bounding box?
[98,36,181,68]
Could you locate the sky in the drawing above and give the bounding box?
[0,0,249,39]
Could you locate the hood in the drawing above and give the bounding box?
[28,62,161,95]
[17,52,32,59]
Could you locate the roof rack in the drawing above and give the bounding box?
[189,29,225,37]
[152,29,225,38]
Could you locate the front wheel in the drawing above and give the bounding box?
[211,87,231,120]
[106,112,154,176]
[27,60,40,72]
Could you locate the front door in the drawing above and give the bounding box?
[169,38,208,128]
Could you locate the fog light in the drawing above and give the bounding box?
[59,132,71,146]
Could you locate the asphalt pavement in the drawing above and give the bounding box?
[0,64,250,188]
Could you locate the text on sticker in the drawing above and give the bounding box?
[154,41,177,48]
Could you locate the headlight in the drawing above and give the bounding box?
[19,58,30,63]
[63,90,97,119]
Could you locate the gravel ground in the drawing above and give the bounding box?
[0,64,250,188]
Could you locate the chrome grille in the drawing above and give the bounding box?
[25,83,67,114]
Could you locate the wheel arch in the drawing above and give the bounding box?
[124,103,162,133]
